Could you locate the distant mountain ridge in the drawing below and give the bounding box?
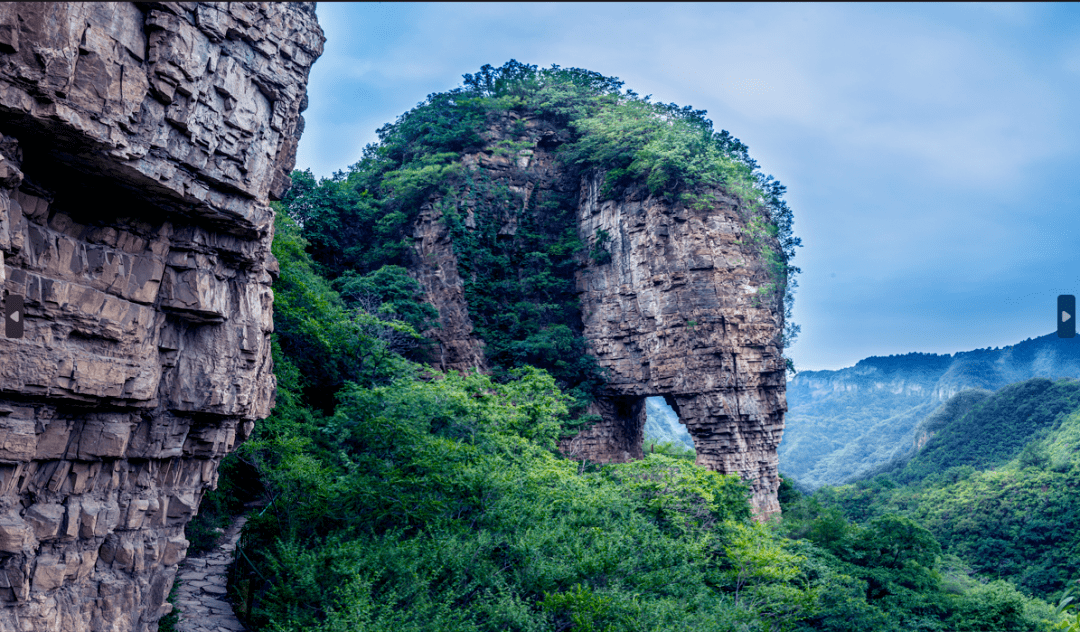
[888,378,1080,484]
[780,332,1080,488]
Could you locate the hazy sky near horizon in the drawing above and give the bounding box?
[294,2,1080,372]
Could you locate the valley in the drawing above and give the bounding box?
[777,333,1080,488]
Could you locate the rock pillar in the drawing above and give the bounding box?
[572,173,788,517]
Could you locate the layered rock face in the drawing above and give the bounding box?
[571,174,787,517]
[410,113,787,517]
[410,203,488,374]
[0,3,322,631]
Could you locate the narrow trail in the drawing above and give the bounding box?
[173,516,249,632]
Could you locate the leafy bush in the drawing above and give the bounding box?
[232,365,802,631]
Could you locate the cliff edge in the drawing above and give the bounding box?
[0,3,322,630]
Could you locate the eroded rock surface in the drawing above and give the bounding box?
[0,3,322,630]
[571,173,787,517]
[409,112,787,517]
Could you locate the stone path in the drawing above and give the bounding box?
[173,516,248,632]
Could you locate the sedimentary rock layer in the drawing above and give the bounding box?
[0,3,323,631]
[571,172,787,517]
[410,112,787,517]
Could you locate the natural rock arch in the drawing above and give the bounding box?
[559,173,787,518]
[411,120,788,518]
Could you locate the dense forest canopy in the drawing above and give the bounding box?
[171,62,1079,632]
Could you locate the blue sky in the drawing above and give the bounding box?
[295,2,1080,371]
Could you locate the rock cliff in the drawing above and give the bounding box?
[0,3,322,631]
[409,112,788,517]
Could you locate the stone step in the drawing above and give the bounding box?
[174,515,249,632]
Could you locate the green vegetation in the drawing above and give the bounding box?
[228,212,813,631]
[849,388,992,484]
[799,378,1080,606]
[642,437,696,461]
[893,379,1080,484]
[589,228,612,265]
[205,210,1064,632]
[1057,586,1080,632]
[178,61,1073,631]
[780,497,1061,631]
[435,168,603,430]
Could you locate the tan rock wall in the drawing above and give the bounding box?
[409,200,488,374]
[409,113,788,517]
[572,172,788,517]
[0,3,322,630]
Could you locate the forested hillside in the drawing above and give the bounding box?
[781,334,1080,488]
[802,377,1080,604]
[177,62,1070,632]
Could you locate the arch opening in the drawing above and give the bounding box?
[644,396,695,454]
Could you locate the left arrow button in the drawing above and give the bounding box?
[4,294,23,339]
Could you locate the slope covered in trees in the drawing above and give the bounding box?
[177,62,1071,632]
[801,377,1080,603]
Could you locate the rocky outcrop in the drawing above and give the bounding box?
[409,112,788,517]
[571,173,787,517]
[0,3,322,631]
[410,203,488,374]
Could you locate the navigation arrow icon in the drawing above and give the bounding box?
[4,293,22,339]
[1060,295,1076,338]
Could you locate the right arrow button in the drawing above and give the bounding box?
[1059,295,1075,338]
